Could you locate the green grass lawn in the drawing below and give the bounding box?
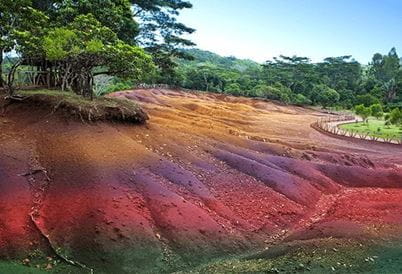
[340,118,402,140]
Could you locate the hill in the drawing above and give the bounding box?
[179,48,262,72]
[1,88,402,273]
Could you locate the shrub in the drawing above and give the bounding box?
[355,94,381,107]
[387,108,402,126]
[312,84,340,108]
[354,104,371,123]
[370,103,383,120]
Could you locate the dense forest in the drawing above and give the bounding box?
[1,0,401,111]
[170,48,402,110]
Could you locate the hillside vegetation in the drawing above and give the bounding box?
[167,48,402,111]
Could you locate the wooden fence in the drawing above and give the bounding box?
[2,70,51,87]
[312,115,402,145]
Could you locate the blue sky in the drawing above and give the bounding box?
[178,0,402,64]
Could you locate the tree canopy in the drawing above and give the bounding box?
[1,0,192,97]
[172,48,402,109]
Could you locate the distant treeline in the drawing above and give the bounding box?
[163,48,402,110]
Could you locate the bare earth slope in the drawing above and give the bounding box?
[1,88,402,273]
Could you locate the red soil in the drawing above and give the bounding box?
[1,88,402,272]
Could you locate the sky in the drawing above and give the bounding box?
[178,0,402,64]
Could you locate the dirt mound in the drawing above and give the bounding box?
[1,88,402,272]
[2,90,149,124]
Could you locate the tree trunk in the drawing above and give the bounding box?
[7,59,22,96]
[89,74,94,100]
[203,74,208,92]
[0,48,4,88]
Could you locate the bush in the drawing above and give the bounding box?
[370,104,383,120]
[252,83,291,103]
[312,84,340,108]
[355,94,381,107]
[354,104,371,122]
[225,83,243,96]
[387,108,402,126]
[291,93,311,106]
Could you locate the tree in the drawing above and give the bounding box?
[1,2,48,94]
[292,93,311,106]
[387,108,402,126]
[256,83,291,103]
[33,0,139,44]
[225,83,242,96]
[317,56,361,92]
[131,0,195,80]
[312,84,340,108]
[43,14,154,98]
[0,0,46,88]
[370,104,383,120]
[262,55,318,97]
[355,104,371,123]
[361,107,372,123]
[368,48,401,103]
[355,94,381,107]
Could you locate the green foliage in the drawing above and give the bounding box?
[44,28,79,60]
[33,0,139,44]
[41,14,154,96]
[341,119,402,140]
[368,48,401,103]
[0,0,33,51]
[2,0,402,111]
[43,14,117,60]
[171,48,402,109]
[175,49,398,108]
[225,83,242,95]
[2,0,190,97]
[104,42,155,80]
[132,0,195,78]
[312,84,340,108]
[387,108,402,126]
[355,104,372,123]
[370,104,383,120]
[356,94,381,107]
[292,93,311,106]
[103,79,135,95]
[261,84,291,103]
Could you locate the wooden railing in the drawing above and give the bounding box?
[312,115,402,145]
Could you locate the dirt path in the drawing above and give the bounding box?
[1,89,401,273]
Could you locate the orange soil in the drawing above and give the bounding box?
[0,88,401,272]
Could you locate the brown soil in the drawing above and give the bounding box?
[0,88,401,273]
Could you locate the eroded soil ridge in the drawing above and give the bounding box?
[1,88,402,272]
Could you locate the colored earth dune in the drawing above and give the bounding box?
[1,89,402,273]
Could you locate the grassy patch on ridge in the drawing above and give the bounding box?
[9,89,148,124]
